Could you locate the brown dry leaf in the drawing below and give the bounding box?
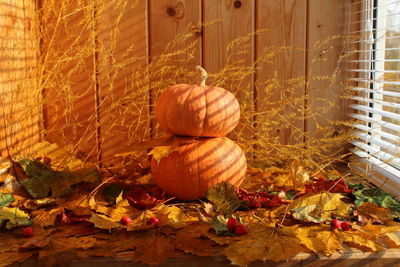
[280,192,351,220]
[296,225,343,256]
[20,236,53,250]
[126,210,156,231]
[0,251,33,267]
[32,207,63,227]
[147,145,180,164]
[337,227,383,252]
[357,202,393,223]
[0,157,11,176]
[173,224,217,257]
[62,194,91,216]
[156,205,199,228]
[380,232,400,248]
[132,231,180,266]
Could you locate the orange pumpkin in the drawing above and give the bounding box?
[150,137,247,200]
[155,66,240,137]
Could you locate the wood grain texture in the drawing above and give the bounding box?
[255,0,307,145]
[96,0,149,166]
[305,0,348,149]
[202,0,255,139]
[0,0,39,157]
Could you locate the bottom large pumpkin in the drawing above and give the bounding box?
[150,137,247,200]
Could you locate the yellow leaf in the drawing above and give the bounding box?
[222,223,273,266]
[357,202,393,223]
[89,193,136,221]
[89,213,123,230]
[296,225,343,256]
[337,228,383,252]
[380,232,400,248]
[285,192,351,220]
[155,205,199,228]
[288,160,310,191]
[0,157,11,177]
[147,145,180,164]
[264,225,309,262]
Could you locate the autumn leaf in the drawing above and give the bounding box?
[147,145,180,164]
[292,204,325,223]
[89,213,123,230]
[305,177,352,194]
[206,182,242,217]
[18,158,100,198]
[124,186,165,210]
[237,188,288,209]
[353,188,400,218]
[337,227,384,252]
[356,202,393,224]
[296,225,343,256]
[156,205,199,228]
[288,160,311,191]
[173,224,217,257]
[282,192,352,220]
[132,231,180,266]
[32,207,63,227]
[0,207,31,229]
[0,157,11,176]
[0,193,14,207]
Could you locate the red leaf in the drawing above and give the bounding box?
[305,178,352,194]
[237,188,288,208]
[57,208,91,226]
[123,187,165,210]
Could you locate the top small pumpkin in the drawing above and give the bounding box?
[155,66,240,137]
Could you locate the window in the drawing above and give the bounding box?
[348,0,400,195]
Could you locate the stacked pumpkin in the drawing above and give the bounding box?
[151,66,247,200]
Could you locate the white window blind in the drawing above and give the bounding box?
[347,0,400,182]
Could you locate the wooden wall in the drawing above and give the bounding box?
[0,0,352,163]
[0,0,39,158]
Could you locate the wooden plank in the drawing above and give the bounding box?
[0,0,39,158]
[306,0,348,155]
[149,0,202,137]
[202,0,255,142]
[255,0,307,146]
[40,0,98,163]
[96,0,149,166]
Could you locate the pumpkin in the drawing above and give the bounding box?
[150,137,247,200]
[155,66,240,137]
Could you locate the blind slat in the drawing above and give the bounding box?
[349,113,400,132]
[350,104,400,122]
[351,87,400,98]
[351,96,400,110]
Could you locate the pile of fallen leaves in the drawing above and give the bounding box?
[1,144,400,267]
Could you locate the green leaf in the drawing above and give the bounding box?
[0,207,31,229]
[210,215,235,236]
[353,188,400,218]
[0,193,14,207]
[206,182,242,217]
[19,159,100,198]
[103,184,123,204]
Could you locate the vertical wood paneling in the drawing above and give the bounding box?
[149,0,201,61]
[96,0,148,165]
[306,0,348,151]
[41,0,97,162]
[202,0,255,138]
[0,0,39,157]
[256,0,307,145]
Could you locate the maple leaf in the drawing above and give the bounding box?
[155,205,199,228]
[353,188,400,218]
[89,213,123,230]
[292,204,325,223]
[124,186,165,210]
[173,224,217,257]
[206,182,242,217]
[305,177,352,194]
[0,207,31,229]
[356,202,393,224]
[0,193,14,207]
[32,207,63,227]
[18,159,100,198]
[237,188,288,209]
[296,225,343,256]
[147,145,180,164]
[337,227,384,252]
[282,192,352,220]
[132,231,180,266]
[0,157,11,176]
[288,160,311,190]
[21,197,57,210]
[89,192,134,221]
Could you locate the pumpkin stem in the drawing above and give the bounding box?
[196,66,208,87]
